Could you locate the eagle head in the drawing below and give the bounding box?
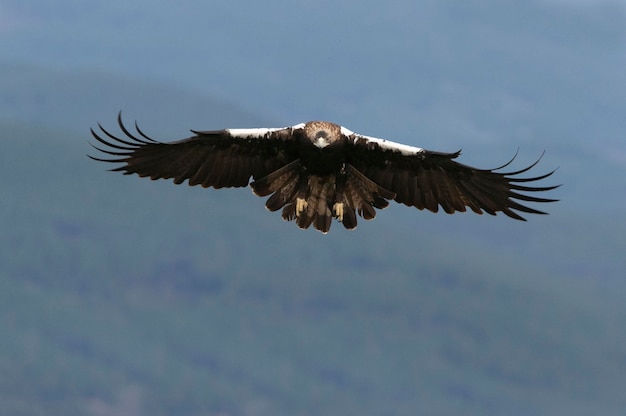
[304,121,343,149]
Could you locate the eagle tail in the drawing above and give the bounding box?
[313,180,334,234]
[257,164,394,233]
[294,176,333,234]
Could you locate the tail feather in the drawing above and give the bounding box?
[314,180,333,233]
[295,176,332,233]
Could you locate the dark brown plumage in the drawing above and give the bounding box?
[89,114,559,233]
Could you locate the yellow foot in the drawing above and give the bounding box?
[296,198,308,217]
[333,202,344,222]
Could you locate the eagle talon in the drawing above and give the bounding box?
[296,198,308,217]
[333,202,344,222]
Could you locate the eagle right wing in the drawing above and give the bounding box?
[345,132,559,221]
[89,114,300,189]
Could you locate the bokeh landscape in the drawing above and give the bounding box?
[1,1,625,414]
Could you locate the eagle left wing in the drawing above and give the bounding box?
[89,114,300,189]
[345,132,559,221]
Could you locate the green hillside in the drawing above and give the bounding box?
[1,121,625,415]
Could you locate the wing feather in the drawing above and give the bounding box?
[347,133,559,221]
[88,114,298,189]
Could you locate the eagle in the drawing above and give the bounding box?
[89,114,559,234]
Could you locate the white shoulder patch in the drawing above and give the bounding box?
[352,133,424,156]
[340,126,355,136]
[226,127,287,138]
[226,123,306,139]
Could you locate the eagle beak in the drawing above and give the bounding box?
[314,137,330,148]
[313,131,331,149]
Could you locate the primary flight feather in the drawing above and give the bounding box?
[89,114,559,233]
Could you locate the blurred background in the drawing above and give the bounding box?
[1,0,625,415]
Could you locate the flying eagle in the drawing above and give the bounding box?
[89,114,558,234]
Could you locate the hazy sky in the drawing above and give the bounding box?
[2,0,625,158]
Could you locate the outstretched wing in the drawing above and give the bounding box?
[345,133,559,220]
[89,114,300,189]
